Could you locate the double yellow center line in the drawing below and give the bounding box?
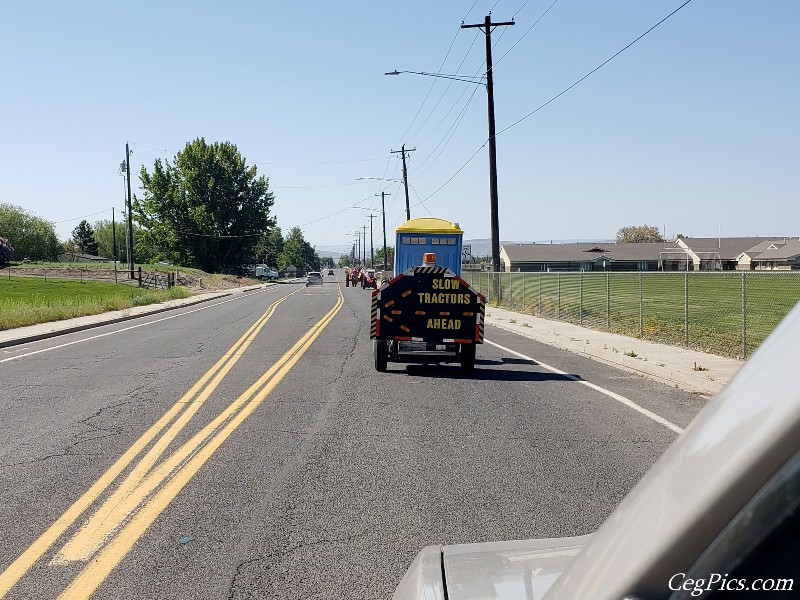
[1,285,343,599]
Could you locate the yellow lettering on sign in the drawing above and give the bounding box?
[432,278,460,290]
[416,292,473,305]
[426,318,462,330]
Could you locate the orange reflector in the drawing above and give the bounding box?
[402,290,412,297]
[439,311,450,316]
[391,310,401,315]
[464,312,474,317]
[423,252,436,266]
[415,311,426,316]
[400,325,410,332]
[385,300,395,308]
[383,315,393,323]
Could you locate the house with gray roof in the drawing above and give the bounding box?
[736,239,800,270]
[500,237,800,272]
[500,242,685,272]
[676,237,779,270]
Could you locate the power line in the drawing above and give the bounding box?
[403,15,515,179]
[256,157,386,166]
[497,0,695,136]
[391,1,481,148]
[272,181,363,190]
[411,142,486,211]
[174,230,269,238]
[410,83,482,179]
[492,0,561,69]
[512,0,532,19]
[404,0,696,219]
[53,208,113,224]
[405,32,482,144]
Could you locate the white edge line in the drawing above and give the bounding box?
[0,289,283,365]
[484,339,684,435]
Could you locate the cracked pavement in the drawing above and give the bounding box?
[0,278,707,599]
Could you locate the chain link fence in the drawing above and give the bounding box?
[462,271,800,359]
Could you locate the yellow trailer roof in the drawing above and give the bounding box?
[396,217,463,235]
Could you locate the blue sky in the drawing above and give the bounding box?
[1,1,798,253]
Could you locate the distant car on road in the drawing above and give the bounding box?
[328,269,334,276]
[305,272,323,286]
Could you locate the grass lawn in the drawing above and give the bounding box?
[464,271,800,358]
[0,276,190,330]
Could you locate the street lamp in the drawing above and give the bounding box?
[388,15,513,297]
[385,70,485,85]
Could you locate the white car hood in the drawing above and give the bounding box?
[393,535,591,600]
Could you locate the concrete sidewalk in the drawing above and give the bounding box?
[483,305,742,396]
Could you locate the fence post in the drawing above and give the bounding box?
[138,266,142,288]
[606,272,610,329]
[684,271,689,347]
[742,272,747,359]
[557,273,561,320]
[538,272,542,314]
[639,272,643,338]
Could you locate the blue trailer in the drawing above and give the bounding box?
[394,218,464,276]
[372,217,484,372]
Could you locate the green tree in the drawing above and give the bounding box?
[616,224,665,243]
[134,138,276,272]
[279,227,319,271]
[374,245,394,268]
[253,226,284,267]
[92,219,127,262]
[0,203,61,261]
[0,236,13,265]
[72,220,99,255]
[337,254,353,268]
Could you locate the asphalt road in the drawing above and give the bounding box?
[0,276,706,599]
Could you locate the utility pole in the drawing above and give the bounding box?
[368,214,376,267]
[362,225,367,265]
[125,142,135,279]
[112,207,117,263]
[462,15,514,290]
[391,144,415,221]
[376,192,391,272]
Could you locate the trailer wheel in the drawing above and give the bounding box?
[375,340,388,372]
[459,343,476,372]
